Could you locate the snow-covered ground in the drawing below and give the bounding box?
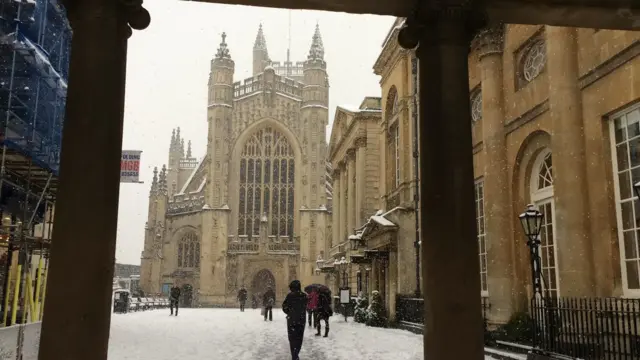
[108,308,427,360]
[108,308,499,360]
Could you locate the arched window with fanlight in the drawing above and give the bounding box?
[385,86,400,190]
[238,127,295,240]
[177,231,200,269]
[530,149,559,298]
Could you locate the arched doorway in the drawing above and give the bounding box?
[251,269,276,305]
[181,284,193,308]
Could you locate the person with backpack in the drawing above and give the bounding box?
[169,283,181,316]
[237,285,248,312]
[315,291,333,337]
[282,280,308,360]
[263,286,276,321]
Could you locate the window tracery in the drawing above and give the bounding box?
[238,127,295,239]
[471,90,482,122]
[177,232,200,269]
[523,40,547,82]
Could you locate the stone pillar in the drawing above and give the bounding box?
[339,161,347,244]
[399,8,484,359]
[355,139,366,225]
[38,1,150,359]
[473,26,515,322]
[347,149,356,236]
[546,26,594,296]
[332,169,341,248]
[388,251,398,322]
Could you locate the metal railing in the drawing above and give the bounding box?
[396,296,423,324]
[531,296,640,359]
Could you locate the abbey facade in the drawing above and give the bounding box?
[140,25,333,307]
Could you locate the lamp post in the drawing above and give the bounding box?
[518,204,544,296]
[334,256,348,285]
[315,255,324,276]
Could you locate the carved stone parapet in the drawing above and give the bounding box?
[471,24,505,58]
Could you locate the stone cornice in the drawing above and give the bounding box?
[471,24,505,58]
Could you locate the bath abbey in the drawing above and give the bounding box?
[140,25,333,307]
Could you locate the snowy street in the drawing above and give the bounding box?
[108,308,500,360]
[108,308,426,360]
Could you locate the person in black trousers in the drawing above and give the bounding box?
[263,286,276,321]
[315,291,333,337]
[169,284,181,316]
[237,285,248,312]
[282,280,308,360]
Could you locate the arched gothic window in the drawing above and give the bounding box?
[177,232,200,269]
[471,90,483,123]
[238,127,295,239]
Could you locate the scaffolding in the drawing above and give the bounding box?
[0,0,70,335]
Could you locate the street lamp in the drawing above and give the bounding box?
[349,232,362,251]
[518,204,544,296]
[334,256,348,285]
[315,255,324,275]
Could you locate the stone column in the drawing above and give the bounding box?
[339,161,347,244]
[347,149,356,236]
[355,139,366,225]
[398,7,484,359]
[332,169,341,248]
[546,26,594,296]
[473,26,514,322]
[38,1,150,359]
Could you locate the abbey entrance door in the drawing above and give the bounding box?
[251,269,276,305]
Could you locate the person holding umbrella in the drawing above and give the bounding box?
[304,284,333,337]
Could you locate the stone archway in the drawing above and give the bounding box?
[251,269,276,304]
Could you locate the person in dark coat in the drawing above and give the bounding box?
[169,284,181,316]
[282,280,308,360]
[237,285,248,312]
[315,291,333,337]
[251,294,258,309]
[263,286,276,321]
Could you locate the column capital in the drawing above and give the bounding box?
[397,2,486,50]
[332,168,341,178]
[66,0,151,39]
[354,136,367,148]
[338,160,346,170]
[346,148,357,160]
[471,24,505,59]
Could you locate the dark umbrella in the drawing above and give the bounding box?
[304,283,331,294]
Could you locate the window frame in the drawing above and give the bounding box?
[394,125,400,188]
[474,179,488,297]
[609,102,640,297]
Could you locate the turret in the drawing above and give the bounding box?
[253,24,271,75]
[207,32,235,207]
[302,24,328,109]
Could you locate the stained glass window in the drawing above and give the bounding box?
[177,232,199,269]
[238,127,295,238]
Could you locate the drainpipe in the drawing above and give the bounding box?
[411,54,421,298]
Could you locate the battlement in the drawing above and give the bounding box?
[179,158,197,169]
[232,73,304,100]
[270,61,305,78]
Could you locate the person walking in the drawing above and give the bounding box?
[169,283,181,316]
[306,288,319,328]
[237,285,248,312]
[282,280,308,360]
[315,290,333,337]
[263,286,276,321]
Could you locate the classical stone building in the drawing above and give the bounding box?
[328,18,422,323]
[140,25,333,307]
[469,26,640,325]
[323,97,383,299]
[359,18,640,327]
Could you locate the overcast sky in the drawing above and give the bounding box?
[115,0,395,265]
